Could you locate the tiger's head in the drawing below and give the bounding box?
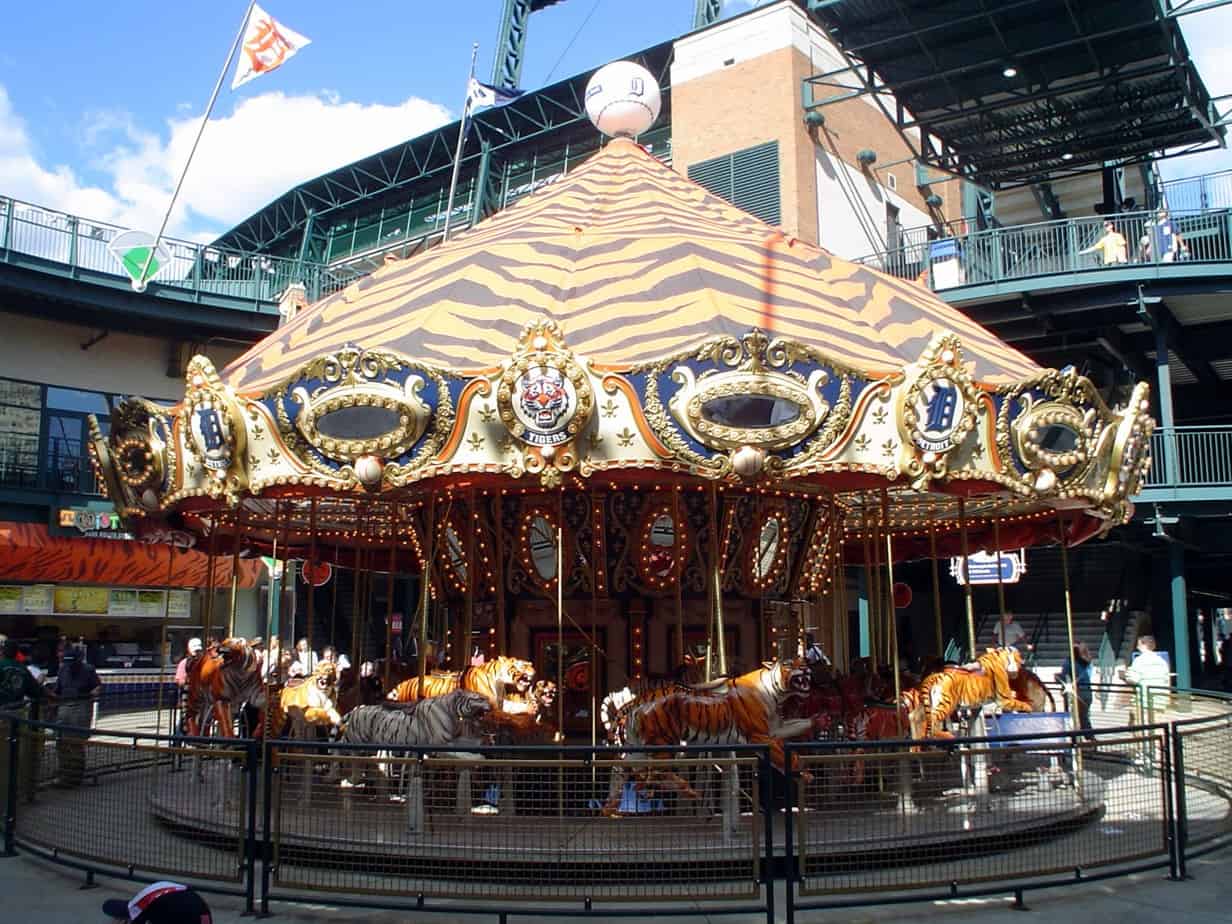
[985,646,1023,679]
[759,659,812,699]
[312,661,339,692]
[491,656,536,695]
[451,690,494,722]
[518,367,569,432]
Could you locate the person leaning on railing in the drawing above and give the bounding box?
[50,648,100,787]
[1079,220,1128,265]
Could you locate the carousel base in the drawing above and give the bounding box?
[142,753,1135,888]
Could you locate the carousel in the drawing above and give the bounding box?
[82,63,1158,886]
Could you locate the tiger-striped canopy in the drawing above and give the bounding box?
[224,138,1038,393]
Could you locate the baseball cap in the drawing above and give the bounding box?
[187,638,203,655]
[102,881,212,923]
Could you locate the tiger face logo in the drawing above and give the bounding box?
[515,366,573,440]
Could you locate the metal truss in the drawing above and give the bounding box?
[213,42,674,256]
[492,0,568,91]
[693,0,723,29]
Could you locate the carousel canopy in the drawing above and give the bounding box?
[223,139,1038,393]
[91,132,1154,563]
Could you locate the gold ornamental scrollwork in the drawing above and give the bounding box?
[288,346,431,462]
[897,334,979,489]
[180,355,248,501]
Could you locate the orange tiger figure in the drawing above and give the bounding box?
[267,661,342,738]
[913,647,1033,739]
[612,660,813,810]
[184,638,267,738]
[386,656,536,714]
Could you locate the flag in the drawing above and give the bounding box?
[466,78,524,111]
[231,4,311,89]
[107,230,171,291]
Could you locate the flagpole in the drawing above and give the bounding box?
[134,0,257,292]
[442,42,480,244]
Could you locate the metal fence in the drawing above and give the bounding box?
[858,207,1232,290]
[1145,427,1232,489]
[0,195,353,307]
[2,689,1229,920]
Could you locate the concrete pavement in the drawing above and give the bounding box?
[4,845,1228,923]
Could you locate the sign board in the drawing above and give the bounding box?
[137,590,166,618]
[949,549,1027,586]
[389,612,403,634]
[167,590,192,620]
[0,586,22,614]
[22,584,54,614]
[54,505,133,540]
[109,589,139,617]
[53,586,110,615]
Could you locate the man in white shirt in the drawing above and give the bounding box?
[1123,635,1171,691]
[295,637,319,674]
[991,612,1026,649]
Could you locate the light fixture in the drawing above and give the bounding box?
[1061,152,1074,161]
[1002,65,1019,78]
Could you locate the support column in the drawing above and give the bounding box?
[1170,543,1191,689]
[1150,295,1180,486]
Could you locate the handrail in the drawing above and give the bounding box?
[860,205,1232,290]
[0,194,354,308]
[1142,425,1232,489]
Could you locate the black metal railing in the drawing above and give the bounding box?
[1,688,1229,919]
[0,433,101,495]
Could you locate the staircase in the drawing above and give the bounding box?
[1024,610,1112,667]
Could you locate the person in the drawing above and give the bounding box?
[51,648,101,787]
[1079,220,1128,265]
[0,638,44,710]
[102,880,213,923]
[174,637,203,690]
[1059,641,1094,738]
[321,645,337,665]
[358,660,385,705]
[802,632,830,667]
[295,637,319,674]
[1149,208,1188,263]
[991,611,1026,649]
[1121,634,1172,724]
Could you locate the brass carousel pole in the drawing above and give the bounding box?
[495,493,506,657]
[672,486,685,668]
[993,517,1007,625]
[202,516,218,648]
[862,505,878,671]
[705,484,719,681]
[351,540,363,670]
[328,541,340,650]
[306,499,317,667]
[155,543,176,737]
[872,502,886,668]
[835,526,848,673]
[1057,512,1082,743]
[556,524,565,738]
[418,494,437,692]
[957,498,977,660]
[590,488,602,754]
[262,502,282,739]
[712,485,729,677]
[929,524,943,658]
[882,492,903,736]
[462,489,476,670]
[384,542,396,690]
[226,515,241,640]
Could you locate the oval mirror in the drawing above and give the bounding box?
[315,405,403,441]
[701,394,802,429]
[528,515,558,581]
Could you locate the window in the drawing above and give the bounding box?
[687,141,781,226]
[887,173,897,191]
[0,378,41,489]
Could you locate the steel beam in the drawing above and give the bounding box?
[492,1,567,92]
[694,0,723,29]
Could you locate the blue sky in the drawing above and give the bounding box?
[1,0,1228,242]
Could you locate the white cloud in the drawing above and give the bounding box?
[0,83,451,242]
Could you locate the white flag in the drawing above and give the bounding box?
[467,77,523,110]
[231,4,311,89]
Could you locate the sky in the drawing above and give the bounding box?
[1,0,1229,244]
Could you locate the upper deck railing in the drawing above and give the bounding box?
[860,206,1232,292]
[0,195,355,309]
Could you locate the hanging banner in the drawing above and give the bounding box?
[949,549,1027,586]
[137,590,166,618]
[0,586,22,614]
[168,590,192,620]
[22,584,54,614]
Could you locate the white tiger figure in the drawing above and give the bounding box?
[337,690,492,789]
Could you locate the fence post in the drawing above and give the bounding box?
[760,747,775,924]
[1170,723,1189,880]
[244,738,259,914]
[3,716,18,856]
[260,743,275,917]
[1,198,12,258]
[67,216,79,277]
[783,743,796,924]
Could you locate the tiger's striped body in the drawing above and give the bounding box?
[912,648,1033,739]
[599,674,729,746]
[185,639,267,738]
[268,661,342,739]
[386,657,536,714]
[623,661,814,779]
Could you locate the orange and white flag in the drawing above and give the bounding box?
[231,4,311,89]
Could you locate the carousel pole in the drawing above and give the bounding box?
[705,484,719,681]
[385,543,396,690]
[872,503,886,669]
[862,508,877,671]
[556,525,565,737]
[226,516,241,640]
[462,489,476,669]
[202,516,218,648]
[351,542,363,669]
[328,542,340,650]
[957,498,977,660]
[835,526,848,673]
[929,524,942,658]
[712,485,729,676]
[418,495,437,691]
[993,517,1007,623]
[672,486,685,668]
[882,493,903,736]
[155,544,176,737]
[306,499,317,666]
[495,493,506,656]
[1057,511,1082,743]
[590,489,601,755]
[262,503,282,738]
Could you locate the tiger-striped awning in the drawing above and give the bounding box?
[223,138,1038,393]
